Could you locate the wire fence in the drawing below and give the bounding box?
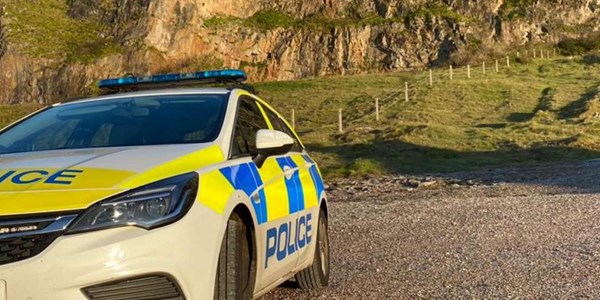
[289,47,564,134]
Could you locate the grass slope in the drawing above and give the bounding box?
[256,56,600,177]
[0,0,121,63]
[1,56,599,178]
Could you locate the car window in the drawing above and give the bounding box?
[262,105,303,152]
[262,106,287,132]
[231,97,269,158]
[0,94,229,154]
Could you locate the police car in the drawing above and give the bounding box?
[0,70,329,299]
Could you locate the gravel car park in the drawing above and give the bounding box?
[265,162,600,299]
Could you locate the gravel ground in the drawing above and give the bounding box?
[263,161,600,299]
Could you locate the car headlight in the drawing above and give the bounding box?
[66,172,199,234]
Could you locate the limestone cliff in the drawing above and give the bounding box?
[0,0,598,104]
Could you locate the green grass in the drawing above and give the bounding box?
[255,56,600,177]
[1,56,599,179]
[0,0,121,63]
[0,104,43,127]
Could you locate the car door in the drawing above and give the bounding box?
[229,97,300,290]
[260,106,320,268]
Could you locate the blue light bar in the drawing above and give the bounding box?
[98,69,247,90]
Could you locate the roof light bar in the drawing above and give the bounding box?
[98,69,247,91]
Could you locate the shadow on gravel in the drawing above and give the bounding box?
[307,139,600,192]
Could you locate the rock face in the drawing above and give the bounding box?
[0,0,599,104]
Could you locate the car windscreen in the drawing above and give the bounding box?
[0,94,229,155]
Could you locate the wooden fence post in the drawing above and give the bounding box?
[495,60,499,72]
[467,64,471,79]
[450,65,453,81]
[338,109,343,133]
[405,82,409,102]
[375,98,380,122]
[533,49,537,59]
[291,109,295,130]
[429,69,433,87]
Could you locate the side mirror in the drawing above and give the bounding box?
[253,129,294,168]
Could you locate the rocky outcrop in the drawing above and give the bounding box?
[0,0,599,104]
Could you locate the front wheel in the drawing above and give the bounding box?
[214,214,255,300]
[295,209,330,289]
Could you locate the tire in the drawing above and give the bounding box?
[214,213,255,300]
[295,209,330,289]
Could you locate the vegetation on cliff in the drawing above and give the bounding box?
[498,0,538,20]
[0,0,121,63]
[204,4,468,31]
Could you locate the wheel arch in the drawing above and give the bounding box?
[231,204,256,250]
[228,202,257,264]
[231,203,258,294]
[319,196,329,219]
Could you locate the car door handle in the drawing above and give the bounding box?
[283,165,294,180]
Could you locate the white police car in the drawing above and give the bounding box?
[0,70,329,299]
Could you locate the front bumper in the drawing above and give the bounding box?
[0,204,224,300]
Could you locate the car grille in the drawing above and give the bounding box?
[0,232,61,265]
[82,275,186,300]
[0,214,77,266]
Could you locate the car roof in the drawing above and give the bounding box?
[57,88,236,107]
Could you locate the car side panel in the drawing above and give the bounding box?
[260,158,290,221]
[221,90,328,297]
[289,154,319,210]
[254,155,300,291]
[294,153,327,270]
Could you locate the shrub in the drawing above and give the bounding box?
[557,34,600,55]
[246,10,296,30]
[498,0,536,20]
[515,56,532,64]
[583,53,600,65]
[204,10,296,31]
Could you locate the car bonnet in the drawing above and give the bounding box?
[0,144,225,216]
